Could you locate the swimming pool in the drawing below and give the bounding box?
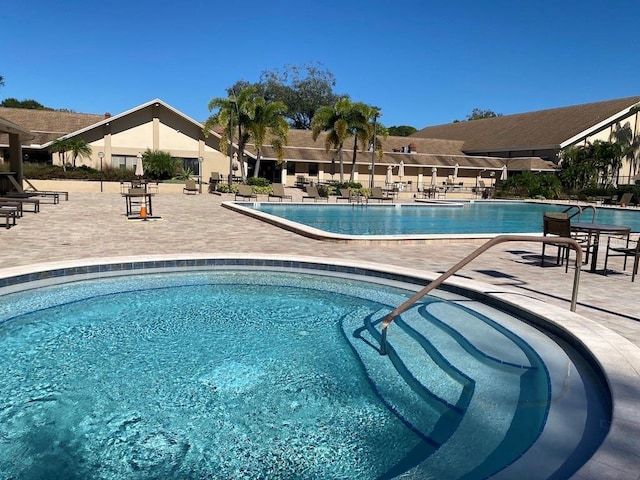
[228,201,640,238]
[0,256,623,479]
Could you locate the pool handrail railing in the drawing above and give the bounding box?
[379,235,583,356]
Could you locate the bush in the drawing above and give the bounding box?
[330,181,362,196]
[247,177,270,187]
[142,149,178,180]
[497,172,561,199]
[22,162,138,182]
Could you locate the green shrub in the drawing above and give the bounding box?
[247,177,270,187]
[497,172,561,199]
[330,181,362,196]
[142,149,178,180]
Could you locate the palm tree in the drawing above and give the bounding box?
[611,122,640,181]
[245,96,289,178]
[49,138,71,171]
[311,97,355,182]
[204,87,255,181]
[67,138,92,168]
[347,103,378,183]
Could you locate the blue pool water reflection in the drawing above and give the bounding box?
[247,202,640,235]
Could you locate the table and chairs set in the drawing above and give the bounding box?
[542,208,639,281]
[121,181,156,219]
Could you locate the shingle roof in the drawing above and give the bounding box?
[246,129,556,171]
[0,107,106,146]
[411,96,640,152]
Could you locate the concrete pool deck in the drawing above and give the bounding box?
[1,182,639,478]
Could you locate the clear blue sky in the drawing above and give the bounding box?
[3,0,639,129]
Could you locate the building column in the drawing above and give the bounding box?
[8,133,23,183]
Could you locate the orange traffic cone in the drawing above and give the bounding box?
[140,205,147,219]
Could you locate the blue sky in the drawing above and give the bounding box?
[3,0,639,129]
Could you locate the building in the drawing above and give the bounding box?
[412,96,640,184]
[2,95,639,189]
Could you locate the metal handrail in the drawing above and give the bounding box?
[581,204,597,222]
[562,205,582,220]
[379,235,583,355]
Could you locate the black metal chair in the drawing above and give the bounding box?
[604,235,640,282]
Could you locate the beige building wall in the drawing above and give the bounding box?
[570,110,640,183]
[49,105,232,183]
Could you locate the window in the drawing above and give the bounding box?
[308,163,318,176]
[182,157,199,175]
[111,155,138,170]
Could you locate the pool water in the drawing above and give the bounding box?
[247,202,640,235]
[0,270,609,479]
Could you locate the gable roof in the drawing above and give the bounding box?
[411,96,640,153]
[0,107,105,146]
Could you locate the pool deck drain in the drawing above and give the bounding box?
[1,186,639,479]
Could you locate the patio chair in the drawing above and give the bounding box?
[302,185,328,202]
[209,172,222,185]
[541,212,572,272]
[183,178,198,195]
[268,184,292,202]
[336,188,353,202]
[604,234,640,281]
[612,192,634,207]
[368,187,393,203]
[235,184,257,201]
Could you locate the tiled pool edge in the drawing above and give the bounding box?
[1,253,639,479]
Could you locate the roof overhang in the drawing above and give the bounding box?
[560,102,640,149]
[0,116,35,142]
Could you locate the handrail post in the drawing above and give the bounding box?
[379,235,583,355]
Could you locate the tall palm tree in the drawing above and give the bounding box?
[311,97,354,182]
[347,103,378,183]
[611,122,640,181]
[67,138,92,168]
[204,87,255,181]
[245,96,289,178]
[49,138,71,171]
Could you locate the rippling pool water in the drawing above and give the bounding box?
[0,269,609,479]
[247,202,640,235]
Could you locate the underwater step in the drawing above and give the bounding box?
[365,302,551,478]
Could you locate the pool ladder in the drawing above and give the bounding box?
[380,235,583,355]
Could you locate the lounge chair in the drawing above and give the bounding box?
[235,184,258,201]
[268,184,292,202]
[368,187,393,203]
[336,188,353,202]
[604,234,640,281]
[183,178,198,195]
[0,199,23,218]
[4,175,58,204]
[302,185,328,202]
[612,192,634,207]
[541,212,572,272]
[0,196,40,213]
[0,205,18,228]
[23,178,68,201]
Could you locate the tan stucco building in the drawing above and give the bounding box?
[1,95,639,190]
